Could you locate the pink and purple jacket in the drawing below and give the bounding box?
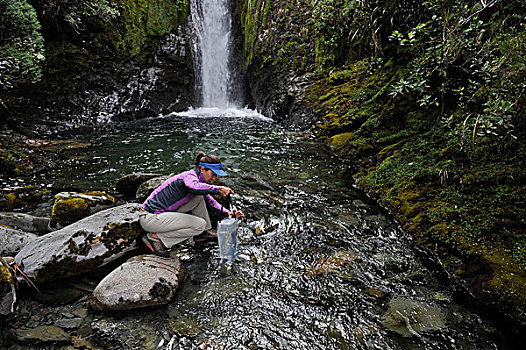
[141,169,228,214]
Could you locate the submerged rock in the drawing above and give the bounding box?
[380,297,446,337]
[0,212,50,235]
[0,257,16,316]
[51,191,116,229]
[0,226,38,256]
[305,250,360,277]
[15,325,71,343]
[116,173,163,198]
[89,254,187,311]
[15,203,143,283]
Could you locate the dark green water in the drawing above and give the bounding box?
[46,109,514,349]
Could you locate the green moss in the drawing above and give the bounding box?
[114,0,187,57]
[51,192,116,227]
[1,257,13,299]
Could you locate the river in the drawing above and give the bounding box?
[30,107,512,349]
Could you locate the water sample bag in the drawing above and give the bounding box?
[217,217,239,265]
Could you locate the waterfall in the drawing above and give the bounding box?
[190,0,235,108]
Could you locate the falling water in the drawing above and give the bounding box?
[190,0,234,108]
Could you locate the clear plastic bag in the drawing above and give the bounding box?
[216,217,239,265]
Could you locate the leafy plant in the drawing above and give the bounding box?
[0,0,45,91]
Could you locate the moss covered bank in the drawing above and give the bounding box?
[237,0,526,323]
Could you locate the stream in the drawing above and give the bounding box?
[8,108,512,349]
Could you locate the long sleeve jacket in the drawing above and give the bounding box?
[141,169,228,214]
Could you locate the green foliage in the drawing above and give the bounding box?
[310,0,428,70]
[46,0,119,33]
[116,0,187,56]
[385,0,526,155]
[0,0,45,91]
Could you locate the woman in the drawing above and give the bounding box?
[140,151,244,257]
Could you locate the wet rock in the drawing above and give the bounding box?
[0,186,51,212]
[38,139,92,152]
[72,307,88,318]
[380,297,446,337]
[55,317,83,329]
[51,191,116,229]
[91,318,161,349]
[0,257,16,316]
[169,316,202,337]
[0,212,50,234]
[116,173,163,198]
[15,203,143,283]
[305,251,360,277]
[364,287,386,300]
[136,175,170,202]
[15,325,71,343]
[89,254,187,311]
[0,226,38,256]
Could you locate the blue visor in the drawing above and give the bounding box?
[199,162,228,177]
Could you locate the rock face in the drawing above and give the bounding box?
[51,191,116,229]
[0,226,38,256]
[116,173,163,198]
[235,0,317,128]
[4,4,195,135]
[89,255,187,311]
[0,212,50,235]
[15,203,143,283]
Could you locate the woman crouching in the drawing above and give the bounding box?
[139,151,244,257]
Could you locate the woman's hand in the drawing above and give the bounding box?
[218,186,234,198]
[228,209,245,218]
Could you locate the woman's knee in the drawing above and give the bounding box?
[194,217,207,231]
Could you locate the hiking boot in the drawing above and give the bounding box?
[141,233,170,258]
[194,231,218,243]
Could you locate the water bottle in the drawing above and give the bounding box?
[217,217,239,265]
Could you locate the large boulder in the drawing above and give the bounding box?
[115,173,163,198]
[89,255,187,311]
[0,226,38,256]
[15,203,143,283]
[136,175,170,203]
[51,191,116,229]
[0,257,16,316]
[0,212,50,235]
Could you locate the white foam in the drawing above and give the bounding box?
[171,107,273,122]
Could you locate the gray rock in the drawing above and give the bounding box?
[89,254,187,311]
[116,173,163,197]
[0,226,38,256]
[15,203,143,283]
[15,325,71,343]
[136,175,170,202]
[0,212,50,235]
[380,297,446,337]
[55,317,83,329]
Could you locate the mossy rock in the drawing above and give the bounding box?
[0,257,16,316]
[51,191,116,229]
[0,257,13,297]
[15,203,143,283]
[0,186,51,211]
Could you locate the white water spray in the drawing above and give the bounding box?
[190,0,234,108]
